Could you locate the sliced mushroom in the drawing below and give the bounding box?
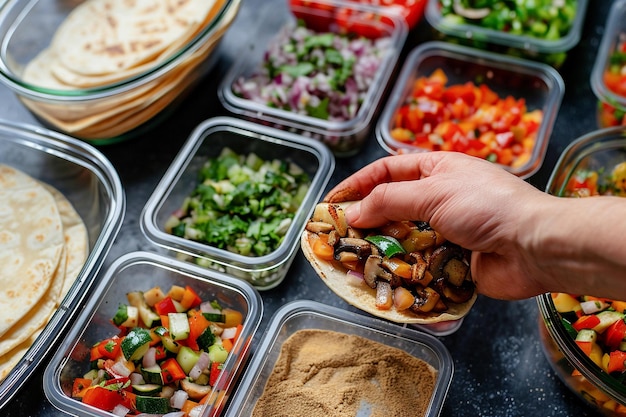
[452,0,491,19]
[410,286,441,313]
[333,238,372,262]
[180,378,212,401]
[305,220,334,233]
[407,252,430,285]
[428,244,466,281]
[443,257,470,287]
[327,229,341,247]
[363,255,392,289]
[439,279,475,304]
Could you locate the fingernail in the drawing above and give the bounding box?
[345,202,361,224]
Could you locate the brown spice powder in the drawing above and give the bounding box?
[252,329,438,417]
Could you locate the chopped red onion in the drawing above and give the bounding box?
[111,404,130,417]
[142,347,157,369]
[221,326,237,340]
[110,360,131,378]
[189,351,210,380]
[170,390,189,410]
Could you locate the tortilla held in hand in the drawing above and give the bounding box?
[300,202,477,324]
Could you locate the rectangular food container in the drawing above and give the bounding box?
[0,0,241,144]
[0,119,125,409]
[43,251,263,417]
[218,0,408,157]
[141,117,334,290]
[425,0,588,67]
[590,0,626,129]
[223,300,453,417]
[376,41,564,179]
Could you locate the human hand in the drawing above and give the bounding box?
[324,151,556,300]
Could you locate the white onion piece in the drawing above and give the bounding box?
[170,390,189,410]
[581,299,609,315]
[111,404,130,417]
[188,406,205,417]
[200,301,221,314]
[129,372,145,385]
[346,270,365,287]
[221,327,237,340]
[189,351,210,380]
[111,360,131,377]
[142,347,157,369]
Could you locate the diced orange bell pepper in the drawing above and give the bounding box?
[161,358,186,384]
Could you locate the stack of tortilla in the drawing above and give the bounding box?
[19,0,237,140]
[0,165,88,382]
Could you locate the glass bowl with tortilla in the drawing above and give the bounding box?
[537,126,626,416]
[141,117,335,291]
[223,300,453,417]
[0,119,124,409]
[0,0,240,145]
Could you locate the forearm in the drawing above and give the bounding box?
[523,195,626,299]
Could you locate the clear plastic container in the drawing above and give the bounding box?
[538,126,626,416]
[425,0,588,67]
[0,119,124,409]
[141,117,335,290]
[591,0,626,129]
[376,41,564,179]
[43,251,263,417]
[218,0,408,157]
[223,300,453,417]
[0,0,240,144]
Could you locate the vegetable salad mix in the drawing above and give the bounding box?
[166,148,311,257]
[550,160,626,414]
[72,284,245,417]
[599,34,626,128]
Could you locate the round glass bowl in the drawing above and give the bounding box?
[0,0,241,145]
[538,126,626,416]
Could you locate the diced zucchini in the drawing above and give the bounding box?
[169,312,190,341]
[207,344,228,364]
[111,304,139,327]
[177,346,200,374]
[121,327,153,361]
[160,333,181,354]
[136,395,171,414]
[196,327,216,352]
[127,291,161,328]
[83,369,99,381]
[576,329,598,343]
[202,312,226,323]
[153,326,168,337]
[132,383,162,395]
[141,364,163,385]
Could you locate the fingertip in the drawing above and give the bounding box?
[345,201,361,224]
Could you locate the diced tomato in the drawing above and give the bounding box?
[572,315,602,332]
[90,337,122,361]
[161,358,186,384]
[607,350,626,374]
[604,319,626,350]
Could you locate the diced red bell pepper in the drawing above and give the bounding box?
[604,319,626,350]
[81,386,128,412]
[90,337,122,361]
[161,358,186,384]
[209,361,223,388]
[572,315,601,332]
[154,297,178,316]
[607,350,626,374]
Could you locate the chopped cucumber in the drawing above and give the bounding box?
[111,304,139,327]
[207,344,228,364]
[177,346,200,374]
[121,327,153,361]
[132,384,162,395]
[127,291,161,328]
[168,312,190,341]
[136,395,171,414]
[141,364,163,385]
[196,327,216,352]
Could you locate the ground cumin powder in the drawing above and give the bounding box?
[252,329,438,417]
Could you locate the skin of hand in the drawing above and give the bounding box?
[324,151,626,301]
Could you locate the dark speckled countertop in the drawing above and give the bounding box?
[0,0,614,416]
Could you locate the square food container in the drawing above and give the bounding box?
[425,0,588,67]
[590,0,626,129]
[538,126,626,416]
[43,251,263,417]
[376,41,564,179]
[0,119,124,408]
[218,0,408,157]
[141,117,335,290]
[0,0,241,144]
[223,300,453,417]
